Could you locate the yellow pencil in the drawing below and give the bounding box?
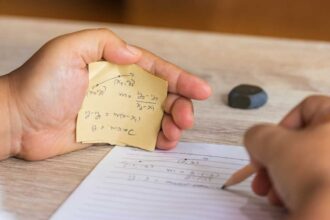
[221,164,256,189]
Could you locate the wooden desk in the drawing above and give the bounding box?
[0,16,329,220]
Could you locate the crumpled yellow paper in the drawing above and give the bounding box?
[76,61,168,151]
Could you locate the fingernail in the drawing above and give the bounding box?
[126,44,141,56]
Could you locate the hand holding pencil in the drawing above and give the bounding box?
[229,96,330,220]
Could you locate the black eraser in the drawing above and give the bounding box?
[228,84,268,109]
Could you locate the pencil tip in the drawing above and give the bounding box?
[221,185,226,190]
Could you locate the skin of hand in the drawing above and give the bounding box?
[0,29,211,161]
[244,95,330,219]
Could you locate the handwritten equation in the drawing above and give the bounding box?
[92,73,135,89]
[84,111,141,122]
[90,124,136,136]
[109,150,249,191]
[87,73,160,112]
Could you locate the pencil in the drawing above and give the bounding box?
[221,164,256,189]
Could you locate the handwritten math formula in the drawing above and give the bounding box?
[88,73,160,112]
[109,149,249,191]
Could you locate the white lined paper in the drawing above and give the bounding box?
[51,142,285,220]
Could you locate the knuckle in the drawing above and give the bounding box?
[244,124,263,144]
[82,28,116,39]
[302,95,325,106]
[94,28,112,35]
[301,95,330,115]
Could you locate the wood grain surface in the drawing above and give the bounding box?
[0,16,329,220]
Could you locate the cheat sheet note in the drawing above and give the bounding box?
[76,61,168,151]
[51,142,285,220]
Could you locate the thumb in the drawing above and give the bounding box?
[103,39,142,64]
[244,123,293,168]
[91,28,142,64]
[53,28,142,65]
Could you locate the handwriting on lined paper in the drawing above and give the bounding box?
[51,143,285,220]
[76,61,168,151]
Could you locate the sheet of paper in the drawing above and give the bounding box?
[51,143,285,220]
[76,61,168,151]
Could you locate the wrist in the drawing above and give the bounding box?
[0,74,22,159]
